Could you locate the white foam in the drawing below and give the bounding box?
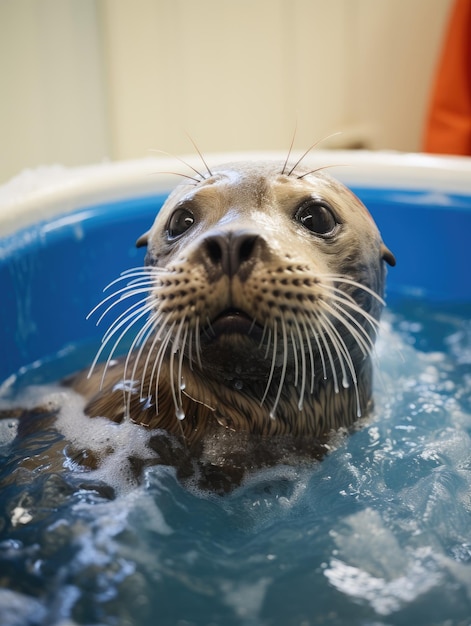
[324,550,441,616]
[0,381,159,495]
[53,388,158,494]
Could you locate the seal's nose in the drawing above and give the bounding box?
[203,230,260,279]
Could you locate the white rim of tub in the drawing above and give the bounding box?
[1,150,471,238]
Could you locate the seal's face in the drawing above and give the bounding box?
[84,160,395,443]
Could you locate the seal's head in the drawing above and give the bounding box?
[80,160,395,452]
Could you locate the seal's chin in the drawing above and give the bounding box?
[209,308,263,341]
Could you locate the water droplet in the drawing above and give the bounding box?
[141,396,153,410]
[113,379,139,394]
[176,407,185,421]
[234,380,243,390]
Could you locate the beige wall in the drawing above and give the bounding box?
[0,0,452,184]
[0,0,109,184]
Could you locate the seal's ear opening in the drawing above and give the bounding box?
[136,232,149,248]
[381,243,396,267]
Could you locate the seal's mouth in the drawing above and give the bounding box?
[208,308,263,340]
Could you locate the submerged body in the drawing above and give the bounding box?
[64,159,395,489]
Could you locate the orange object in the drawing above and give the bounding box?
[423,0,471,155]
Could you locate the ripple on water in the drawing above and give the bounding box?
[0,304,470,626]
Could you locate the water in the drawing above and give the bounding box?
[0,301,470,626]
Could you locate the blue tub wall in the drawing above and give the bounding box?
[0,196,161,381]
[356,186,471,303]
[1,154,471,384]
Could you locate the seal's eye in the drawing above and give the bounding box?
[167,208,195,240]
[295,200,337,237]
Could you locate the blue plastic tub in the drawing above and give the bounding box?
[0,152,470,626]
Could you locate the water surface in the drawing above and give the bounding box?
[0,301,470,626]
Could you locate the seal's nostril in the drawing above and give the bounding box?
[239,235,258,264]
[204,231,260,278]
[206,238,224,265]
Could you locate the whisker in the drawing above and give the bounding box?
[322,301,374,357]
[286,131,343,176]
[281,118,298,175]
[126,275,157,289]
[125,312,161,412]
[100,299,153,348]
[177,322,189,412]
[258,320,268,351]
[187,327,194,371]
[194,317,203,370]
[139,314,172,409]
[301,318,316,394]
[144,313,171,392]
[270,314,288,419]
[88,302,152,383]
[87,280,153,321]
[290,328,299,388]
[123,314,160,415]
[96,289,152,331]
[102,266,153,286]
[149,148,206,181]
[318,312,352,388]
[262,326,272,360]
[169,318,186,420]
[150,322,175,415]
[86,267,157,319]
[157,171,202,184]
[95,266,157,296]
[184,131,213,178]
[312,313,340,393]
[318,310,362,417]
[134,336,157,409]
[99,310,152,390]
[306,317,328,380]
[120,266,159,276]
[205,316,216,339]
[296,163,349,180]
[326,291,381,335]
[293,318,307,411]
[118,266,151,277]
[322,274,386,306]
[261,319,278,410]
[123,311,157,376]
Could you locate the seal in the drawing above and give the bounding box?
[68,159,395,488]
